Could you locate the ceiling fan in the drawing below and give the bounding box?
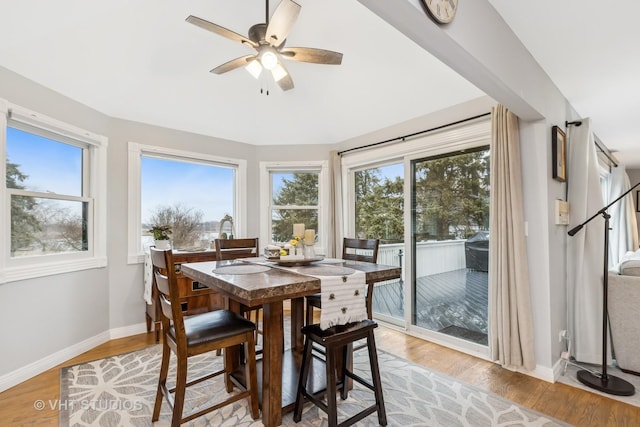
[186,0,343,91]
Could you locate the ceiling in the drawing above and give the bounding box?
[0,1,638,167]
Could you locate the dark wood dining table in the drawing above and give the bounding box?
[180,257,401,427]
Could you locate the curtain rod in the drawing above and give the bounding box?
[338,112,491,156]
[565,120,618,167]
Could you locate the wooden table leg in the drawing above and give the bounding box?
[262,301,284,427]
[290,297,304,353]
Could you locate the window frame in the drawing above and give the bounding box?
[0,99,108,283]
[127,142,247,264]
[259,161,330,255]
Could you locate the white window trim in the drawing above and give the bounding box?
[259,161,330,255]
[127,142,247,264]
[0,99,108,284]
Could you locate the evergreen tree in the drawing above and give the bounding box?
[271,173,319,242]
[355,169,404,243]
[7,161,41,253]
[414,149,489,240]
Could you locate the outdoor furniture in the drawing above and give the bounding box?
[464,231,489,272]
[149,247,259,426]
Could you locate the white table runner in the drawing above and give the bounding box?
[266,261,367,330]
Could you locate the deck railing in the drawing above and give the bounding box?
[378,240,467,279]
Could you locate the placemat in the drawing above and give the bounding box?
[296,265,356,276]
[212,264,271,275]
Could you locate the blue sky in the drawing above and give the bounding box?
[6,127,82,195]
[7,127,236,223]
[378,163,403,180]
[141,156,235,223]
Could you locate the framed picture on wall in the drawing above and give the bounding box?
[552,126,567,182]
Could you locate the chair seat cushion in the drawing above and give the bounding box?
[169,309,256,347]
[302,319,377,345]
[306,293,321,307]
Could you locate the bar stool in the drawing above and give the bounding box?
[293,319,387,426]
[150,247,260,426]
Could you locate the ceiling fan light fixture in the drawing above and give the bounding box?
[245,60,263,78]
[271,63,288,82]
[260,50,279,70]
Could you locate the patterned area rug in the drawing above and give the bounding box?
[59,345,570,426]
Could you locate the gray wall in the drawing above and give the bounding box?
[0,66,111,377]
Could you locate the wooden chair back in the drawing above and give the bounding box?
[149,247,186,342]
[215,238,259,260]
[342,238,380,263]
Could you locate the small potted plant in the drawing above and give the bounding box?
[149,225,172,249]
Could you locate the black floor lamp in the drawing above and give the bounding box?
[567,181,640,396]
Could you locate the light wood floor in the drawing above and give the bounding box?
[1,325,639,426]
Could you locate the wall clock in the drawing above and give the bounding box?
[421,0,458,24]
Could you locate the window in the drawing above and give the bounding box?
[260,161,329,254]
[1,100,108,283]
[127,143,246,263]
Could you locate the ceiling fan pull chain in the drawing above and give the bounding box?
[266,0,270,24]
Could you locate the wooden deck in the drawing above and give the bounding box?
[372,268,488,345]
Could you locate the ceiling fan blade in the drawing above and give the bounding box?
[265,0,301,48]
[280,47,343,65]
[210,55,256,74]
[272,60,294,91]
[276,72,294,91]
[186,15,258,48]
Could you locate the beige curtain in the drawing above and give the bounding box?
[488,105,536,370]
[328,150,343,258]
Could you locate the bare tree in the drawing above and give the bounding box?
[149,204,204,249]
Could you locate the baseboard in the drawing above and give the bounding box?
[552,357,567,382]
[518,362,556,383]
[0,330,110,393]
[0,322,150,393]
[109,322,148,340]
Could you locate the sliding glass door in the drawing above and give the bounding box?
[343,116,492,353]
[410,147,490,346]
[353,162,405,324]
